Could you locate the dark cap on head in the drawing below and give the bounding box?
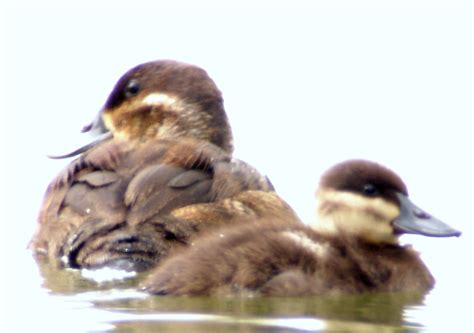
[105,61,222,109]
[49,60,234,159]
[320,159,408,198]
[319,159,461,238]
[103,60,233,153]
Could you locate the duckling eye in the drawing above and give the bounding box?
[124,80,140,98]
[362,184,379,197]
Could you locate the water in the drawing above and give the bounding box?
[4,257,422,332]
[1,244,471,333]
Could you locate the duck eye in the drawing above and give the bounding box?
[124,80,140,98]
[362,184,379,197]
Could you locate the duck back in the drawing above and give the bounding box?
[31,139,289,271]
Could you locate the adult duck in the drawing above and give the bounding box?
[30,60,296,272]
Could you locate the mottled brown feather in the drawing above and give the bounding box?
[142,222,434,296]
[31,139,285,271]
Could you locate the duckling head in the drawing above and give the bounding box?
[51,60,233,159]
[314,160,461,244]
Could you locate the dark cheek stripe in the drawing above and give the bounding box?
[362,206,389,222]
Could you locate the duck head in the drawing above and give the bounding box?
[315,160,461,244]
[50,60,233,158]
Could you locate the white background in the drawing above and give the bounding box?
[0,0,472,332]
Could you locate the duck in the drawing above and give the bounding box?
[30,60,297,272]
[141,159,461,296]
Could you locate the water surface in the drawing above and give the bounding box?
[3,249,470,333]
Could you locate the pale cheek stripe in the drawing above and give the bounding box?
[316,190,399,220]
[142,93,177,106]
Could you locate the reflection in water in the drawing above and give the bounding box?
[36,260,427,332]
[37,257,142,294]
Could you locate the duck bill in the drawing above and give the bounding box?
[81,110,108,135]
[392,193,461,237]
[48,111,112,159]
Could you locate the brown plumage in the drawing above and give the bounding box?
[30,60,296,271]
[141,160,461,296]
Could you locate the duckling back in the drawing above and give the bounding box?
[141,222,435,296]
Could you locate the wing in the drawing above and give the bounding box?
[31,137,291,272]
[31,138,230,267]
[31,142,131,262]
[125,164,213,225]
[167,157,298,228]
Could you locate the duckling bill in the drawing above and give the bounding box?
[392,193,459,237]
[31,60,295,271]
[142,159,460,296]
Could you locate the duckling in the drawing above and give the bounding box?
[141,159,461,296]
[30,60,296,271]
